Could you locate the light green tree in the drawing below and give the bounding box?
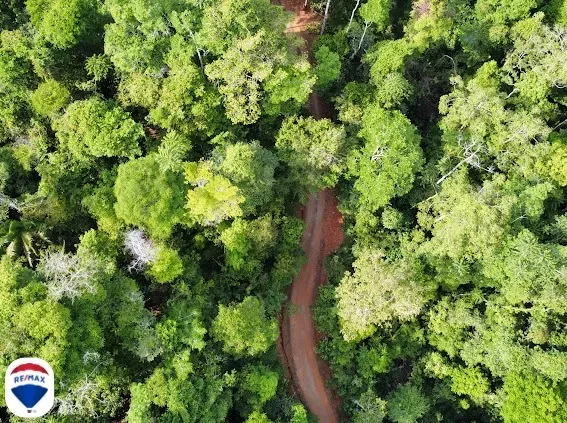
[336,249,431,341]
[314,46,341,90]
[213,141,278,215]
[31,80,70,117]
[26,0,102,48]
[212,296,278,356]
[502,372,567,423]
[185,161,244,226]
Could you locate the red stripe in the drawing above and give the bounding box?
[10,363,48,375]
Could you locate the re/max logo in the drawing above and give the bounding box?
[13,375,45,383]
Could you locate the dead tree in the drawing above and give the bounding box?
[346,0,361,32]
[320,0,331,35]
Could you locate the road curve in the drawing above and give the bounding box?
[275,0,345,421]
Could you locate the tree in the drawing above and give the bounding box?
[290,404,308,423]
[148,36,226,136]
[38,249,102,301]
[474,0,542,44]
[336,249,430,341]
[211,296,278,356]
[502,372,567,423]
[314,45,341,90]
[199,0,290,55]
[417,172,512,279]
[0,219,49,266]
[276,116,347,193]
[386,383,431,423]
[205,31,312,124]
[104,0,187,74]
[31,80,70,117]
[82,169,124,237]
[147,246,183,283]
[238,365,279,410]
[123,229,157,272]
[0,255,72,373]
[127,367,233,422]
[212,141,279,215]
[114,155,186,239]
[501,15,567,109]
[55,97,143,163]
[245,411,272,423]
[220,216,277,274]
[0,49,34,141]
[374,73,412,109]
[103,274,162,362]
[354,105,423,211]
[157,131,191,173]
[353,390,387,423]
[185,161,244,226]
[359,0,393,32]
[26,0,102,48]
[490,230,567,313]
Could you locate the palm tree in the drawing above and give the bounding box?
[0,220,50,266]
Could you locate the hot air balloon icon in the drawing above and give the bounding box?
[5,358,54,418]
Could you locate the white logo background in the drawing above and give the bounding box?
[5,357,54,418]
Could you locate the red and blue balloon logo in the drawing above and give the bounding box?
[5,358,54,418]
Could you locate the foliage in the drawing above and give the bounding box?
[336,249,431,341]
[386,384,431,423]
[31,80,70,117]
[114,155,186,239]
[211,296,278,356]
[185,161,244,226]
[55,97,143,163]
[1,0,567,422]
[276,116,347,193]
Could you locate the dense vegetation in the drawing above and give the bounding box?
[0,0,566,422]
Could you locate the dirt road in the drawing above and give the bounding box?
[275,1,345,421]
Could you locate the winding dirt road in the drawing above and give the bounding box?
[275,1,345,421]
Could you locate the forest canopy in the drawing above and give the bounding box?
[0,0,567,422]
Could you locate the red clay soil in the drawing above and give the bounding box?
[274,1,345,422]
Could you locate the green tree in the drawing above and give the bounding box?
[55,97,143,163]
[0,256,71,374]
[387,383,430,423]
[31,80,70,117]
[220,216,277,273]
[0,219,49,266]
[360,0,393,32]
[114,155,186,239]
[245,411,272,423]
[148,36,226,136]
[104,0,189,74]
[290,404,308,423]
[26,0,102,48]
[276,116,347,193]
[238,365,279,410]
[502,372,567,423]
[352,391,387,423]
[354,105,423,211]
[147,246,183,283]
[314,45,341,90]
[213,141,279,215]
[212,296,278,356]
[206,31,313,124]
